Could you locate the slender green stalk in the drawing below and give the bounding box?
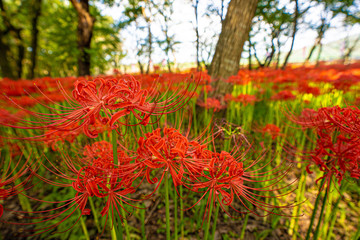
[109,215,118,240]
[80,215,90,240]
[211,202,220,239]
[326,183,347,240]
[240,214,249,240]
[174,185,178,240]
[305,177,326,240]
[112,129,130,239]
[89,197,101,232]
[354,217,360,240]
[180,185,184,239]
[165,172,171,240]
[313,186,329,240]
[203,192,214,240]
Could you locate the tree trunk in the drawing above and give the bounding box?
[143,1,152,74]
[70,0,95,76]
[343,35,360,63]
[282,0,298,69]
[0,0,23,79]
[0,32,16,79]
[316,43,323,66]
[248,36,252,70]
[29,0,42,79]
[193,0,200,71]
[16,30,25,79]
[138,61,144,74]
[146,23,152,74]
[209,0,258,95]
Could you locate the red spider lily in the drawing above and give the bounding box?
[305,133,360,189]
[270,90,296,101]
[224,94,258,105]
[184,146,296,220]
[297,82,321,96]
[13,149,139,235]
[0,155,34,218]
[289,105,360,189]
[2,74,200,139]
[136,127,190,188]
[134,122,216,198]
[260,124,282,140]
[289,106,360,135]
[197,98,226,112]
[82,141,132,166]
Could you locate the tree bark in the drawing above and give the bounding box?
[209,0,258,95]
[193,0,200,71]
[0,32,16,79]
[248,35,252,70]
[29,0,42,79]
[0,0,23,79]
[70,0,95,76]
[143,1,152,74]
[282,0,298,69]
[342,35,360,63]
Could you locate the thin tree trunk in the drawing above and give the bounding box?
[343,35,360,63]
[16,30,25,79]
[0,32,16,79]
[138,61,144,74]
[146,24,152,74]
[209,0,258,96]
[29,0,42,79]
[144,1,152,74]
[70,0,95,76]
[265,32,276,67]
[316,43,323,66]
[0,0,23,79]
[305,14,327,64]
[193,0,200,71]
[282,0,298,69]
[252,44,264,68]
[276,36,281,69]
[248,39,252,70]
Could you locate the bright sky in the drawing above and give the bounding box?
[96,0,360,65]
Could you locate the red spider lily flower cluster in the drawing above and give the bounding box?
[16,143,137,235]
[185,147,295,219]
[197,98,226,112]
[224,94,258,105]
[253,123,282,140]
[290,105,360,189]
[2,74,199,139]
[135,126,295,219]
[13,122,296,235]
[270,90,296,101]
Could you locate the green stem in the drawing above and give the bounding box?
[211,202,220,239]
[180,185,184,239]
[109,215,118,240]
[165,172,171,240]
[305,177,326,240]
[174,185,178,240]
[240,214,249,240]
[354,217,360,240]
[112,130,130,239]
[89,197,101,232]
[203,192,214,240]
[313,186,329,240]
[80,215,90,240]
